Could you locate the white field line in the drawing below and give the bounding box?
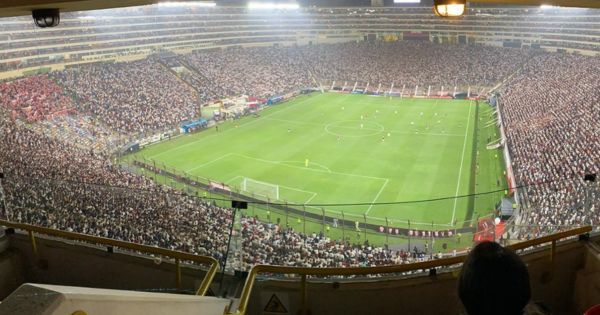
[277,183,319,204]
[450,101,473,224]
[225,175,243,184]
[233,153,388,181]
[263,117,463,137]
[187,152,371,206]
[149,96,317,159]
[186,153,233,172]
[228,153,391,211]
[225,175,318,204]
[364,178,389,216]
[304,193,318,204]
[280,160,332,173]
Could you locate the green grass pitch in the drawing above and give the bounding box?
[128,93,505,237]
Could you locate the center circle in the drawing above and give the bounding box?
[324,120,385,138]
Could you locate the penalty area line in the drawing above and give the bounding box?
[186,153,234,172]
[364,178,389,216]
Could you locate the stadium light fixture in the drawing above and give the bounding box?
[433,0,466,17]
[247,2,300,10]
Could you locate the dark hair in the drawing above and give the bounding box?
[458,242,531,315]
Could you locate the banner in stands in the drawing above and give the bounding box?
[403,31,429,41]
[378,225,456,238]
[138,130,176,147]
[454,92,469,99]
[503,41,522,48]
[180,118,208,133]
[267,96,284,105]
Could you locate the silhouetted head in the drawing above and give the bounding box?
[458,241,531,315]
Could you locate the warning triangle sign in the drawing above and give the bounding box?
[264,293,288,313]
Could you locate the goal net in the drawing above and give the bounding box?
[241,177,280,201]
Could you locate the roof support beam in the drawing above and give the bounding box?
[0,0,158,17]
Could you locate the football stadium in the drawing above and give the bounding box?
[129,95,501,240]
[0,0,598,314]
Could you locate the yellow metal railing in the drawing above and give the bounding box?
[226,225,592,315]
[0,220,219,296]
[0,219,591,311]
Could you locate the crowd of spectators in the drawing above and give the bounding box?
[184,46,313,100]
[52,60,199,134]
[237,215,433,270]
[158,57,225,105]
[31,115,120,152]
[500,53,600,238]
[2,5,600,73]
[0,75,75,123]
[303,41,530,89]
[0,114,232,260]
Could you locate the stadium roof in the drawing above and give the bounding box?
[1,0,600,18]
[0,0,158,18]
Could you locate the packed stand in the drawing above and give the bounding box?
[184,46,313,99]
[31,115,121,153]
[2,6,600,72]
[157,56,224,104]
[0,75,75,123]
[237,215,433,270]
[500,53,600,238]
[0,113,232,260]
[52,60,199,134]
[303,41,530,89]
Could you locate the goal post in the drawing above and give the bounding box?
[241,177,280,200]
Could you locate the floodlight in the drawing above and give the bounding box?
[433,0,466,17]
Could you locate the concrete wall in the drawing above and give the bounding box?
[2,232,235,299]
[0,236,25,300]
[245,241,590,315]
[574,243,600,313]
[2,231,599,315]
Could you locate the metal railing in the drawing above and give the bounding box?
[0,219,219,296]
[226,225,592,315]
